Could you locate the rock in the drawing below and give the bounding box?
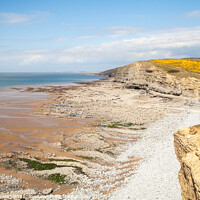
[0,153,15,158]
[9,188,39,196]
[0,194,23,200]
[0,184,24,193]
[114,61,200,98]
[174,125,200,200]
[95,67,118,77]
[42,188,53,195]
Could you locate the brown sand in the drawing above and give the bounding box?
[0,80,173,198]
[0,84,138,196]
[0,88,97,194]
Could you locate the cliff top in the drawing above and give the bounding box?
[98,58,200,80]
[115,58,200,80]
[150,58,200,79]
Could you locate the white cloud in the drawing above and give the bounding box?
[56,26,200,64]
[19,50,49,65]
[103,26,145,38]
[185,10,200,18]
[1,26,200,71]
[0,12,50,24]
[20,55,47,65]
[54,26,144,42]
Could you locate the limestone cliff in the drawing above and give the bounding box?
[96,67,118,77]
[114,60,200,98]
[174,125,200,200]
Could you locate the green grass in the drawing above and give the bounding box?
[125,123,134,127]
[150,61,200,79]
[106,122,145,128]
[77,155,94,160]
[105,151,114,156]
[130,127,146,130]
[107,122,124,128]
[20,158,87,178]
[107,124,120,128]
[46,173,68,184]
[66,147,84,151]
[167,69,180,73]
[49,158,78,162]
[95,149,103,153]
[19,158,66,171]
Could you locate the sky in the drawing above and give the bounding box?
[0,0,200,72]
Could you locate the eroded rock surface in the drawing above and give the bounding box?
[174,125,200,200]
[114,61,200,98]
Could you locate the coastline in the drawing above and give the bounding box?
[0,77,199,199]
[0,72,103,90]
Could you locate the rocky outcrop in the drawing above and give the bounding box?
[114,61,200,98]
[174,125,200,200]
[96,67,118,77]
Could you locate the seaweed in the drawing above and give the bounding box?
[77,155,94,160]
[19,158,66,171]
[45,173,68,184]
[49,158,78,162]
[105,151,114,156]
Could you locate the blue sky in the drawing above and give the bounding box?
[0,0,200,72]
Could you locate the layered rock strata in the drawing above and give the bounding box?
[114,61,200,98]
[174,125,200,200]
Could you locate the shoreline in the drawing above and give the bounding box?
[0,72,103,91]
[0,78,199,199]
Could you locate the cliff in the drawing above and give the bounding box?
[96,67,118,77]
[114,60,200,98]
[174,125,200,200]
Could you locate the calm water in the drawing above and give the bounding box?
[0,73,103,89]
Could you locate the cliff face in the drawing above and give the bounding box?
[174,125,200,200]
[95,67,118,77]
[114,61,200,98]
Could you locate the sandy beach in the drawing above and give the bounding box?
[0,78,199,199]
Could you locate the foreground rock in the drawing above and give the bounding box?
[174,125,200,200]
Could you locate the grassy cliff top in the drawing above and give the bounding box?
[150,58,200,79]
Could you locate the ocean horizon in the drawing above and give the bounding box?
[0,72,103,89]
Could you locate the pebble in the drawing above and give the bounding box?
[42,188,53,195]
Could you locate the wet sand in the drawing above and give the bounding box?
[0,87,108,193]
[0,88,82,193]
[0,83,141,198]
[0,79,191,199]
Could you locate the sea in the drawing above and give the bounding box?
[0,72,103,89]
